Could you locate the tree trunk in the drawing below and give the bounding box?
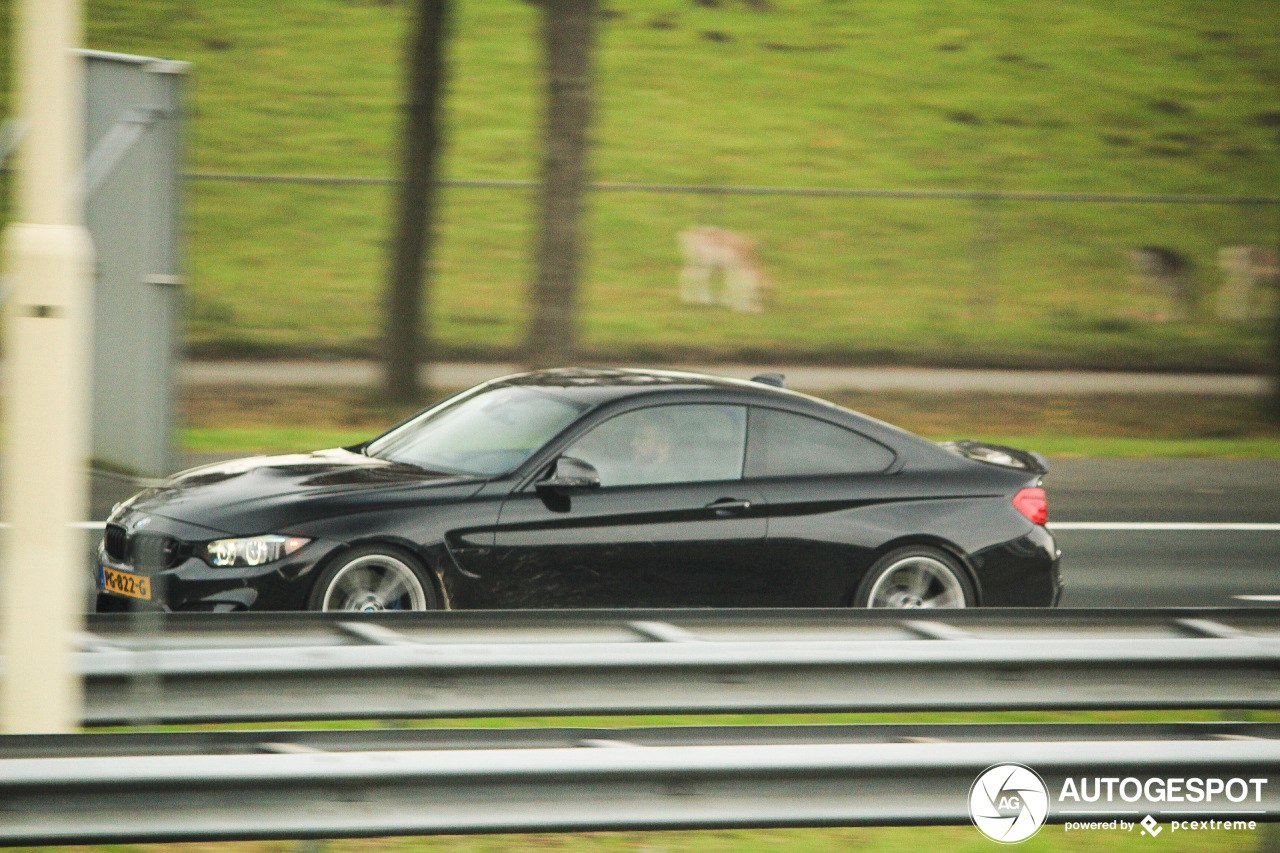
[1273,232,1280,422]
[526,0,597,368]
[383,0,449,402]
[1272,269,1280,422]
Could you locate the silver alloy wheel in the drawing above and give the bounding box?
[320,553,429,611]
[865,555,968,608]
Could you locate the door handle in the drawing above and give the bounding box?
[707,498,752,517]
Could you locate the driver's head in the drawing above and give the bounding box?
[629,412,676,464]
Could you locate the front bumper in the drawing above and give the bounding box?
[94,524,344,612]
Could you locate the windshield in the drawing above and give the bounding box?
[366,385,588,476]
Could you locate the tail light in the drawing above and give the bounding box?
[1013,487,1047,525]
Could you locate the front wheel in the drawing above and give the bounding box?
[307,545,438,612]
[854,546,975,608]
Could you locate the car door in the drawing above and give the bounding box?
[487,403,769,608]
[742,406,901,606]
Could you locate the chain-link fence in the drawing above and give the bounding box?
[184,173,1280,370]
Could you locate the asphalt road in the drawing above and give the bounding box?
[185,360,1270,395]
[89,455,1279,609]
[1045,459,1280,607]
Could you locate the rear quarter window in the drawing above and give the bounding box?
[745,407,895,477]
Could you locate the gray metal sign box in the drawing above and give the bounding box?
[81,50,187,481]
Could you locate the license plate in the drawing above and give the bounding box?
[101,566,151,600]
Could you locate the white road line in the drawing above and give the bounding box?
[1050,522,1280,531]
[1233,595,1280,602]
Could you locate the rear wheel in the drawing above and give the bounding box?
[307,545,438,612]
[855,546,974,608]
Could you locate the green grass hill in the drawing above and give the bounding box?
[5,0,1280,369]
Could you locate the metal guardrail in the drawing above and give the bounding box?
[3,611,1278,843]
[2,722,1278,843]
[74,609,1280,724]
[82,607,1280,648]
[6,720,1277,757]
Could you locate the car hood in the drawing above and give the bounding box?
[121,448,486,535]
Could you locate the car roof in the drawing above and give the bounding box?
[494,367,798,403]
[492,367,909,436]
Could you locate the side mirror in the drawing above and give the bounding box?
[537,456,601,492]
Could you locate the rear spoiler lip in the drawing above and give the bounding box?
[938,439,1050,476]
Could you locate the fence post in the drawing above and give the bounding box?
[970,191,1001,312]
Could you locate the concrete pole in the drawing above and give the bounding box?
[1,0,93,732]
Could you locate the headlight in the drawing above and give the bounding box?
[202,535,311,568]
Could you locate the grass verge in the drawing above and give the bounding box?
[182,425,1280,458]
[180,386,1280,457]
[41,825,1274,853]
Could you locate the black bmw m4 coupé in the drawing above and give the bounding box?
[97,368,1061,612]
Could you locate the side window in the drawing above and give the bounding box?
[745,408,895,478]
[565,405,747,487]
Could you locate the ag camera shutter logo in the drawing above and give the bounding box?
[969,763,1050,843]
